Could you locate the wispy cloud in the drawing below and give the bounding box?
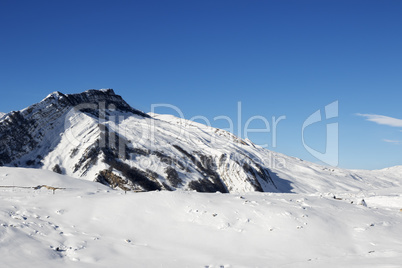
[383,139,402,145]
[356,113,402,127]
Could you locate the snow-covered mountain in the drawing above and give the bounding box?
[0,89,401,193]
[0,112,5,120]
[1,90,402,267]
[0,89,276,193]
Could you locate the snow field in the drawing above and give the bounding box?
[1,167,402,267]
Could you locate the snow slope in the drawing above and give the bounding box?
[0,89,277,193]
[1,167,402,267]
[1,89,402,194]
[2,89,402,267]
[149,113,402,193]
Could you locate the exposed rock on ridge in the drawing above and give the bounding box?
[0,89,278,193]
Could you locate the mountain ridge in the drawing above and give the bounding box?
[0,89,279,193]
[0,89,401,194]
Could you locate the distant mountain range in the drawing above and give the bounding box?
[0,89,401,193]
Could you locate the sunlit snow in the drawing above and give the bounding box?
[1,167,401,267]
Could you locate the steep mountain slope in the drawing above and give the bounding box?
[0,89,401,194]
[0,89,277,193]
[150,113,402,193]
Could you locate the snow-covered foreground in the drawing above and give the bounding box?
[1,167,402,267]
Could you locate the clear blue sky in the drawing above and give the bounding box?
[1,0,401,170]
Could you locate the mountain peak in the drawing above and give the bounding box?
[43,91,64,100]
[92,88,115,94]
[0,89,149,166]
[39,89,148,118]
[81,88,117,97]
[44,88,115,101]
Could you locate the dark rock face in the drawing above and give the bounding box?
[48,89,149,118]
[165,166,182,188]
[96,169,130,191]
[52,164,62,174]
[0,111,37,166]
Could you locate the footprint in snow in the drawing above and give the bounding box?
[56,210,65,215]
[11,215,27,220]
